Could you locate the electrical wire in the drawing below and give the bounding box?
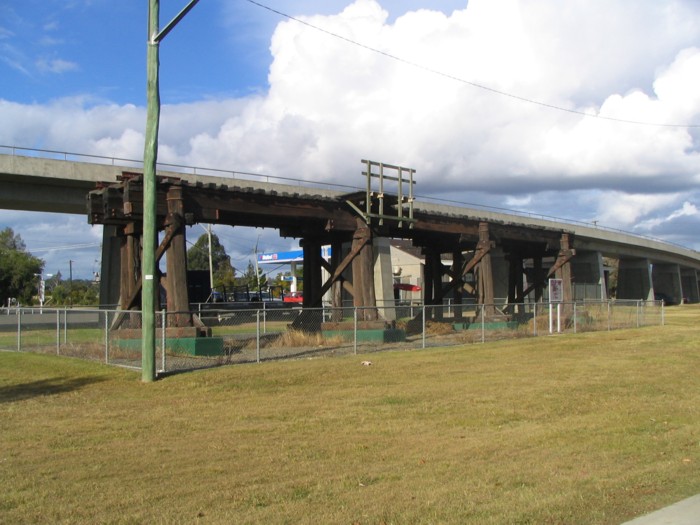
[245,0,700,129]
[29,242,101,253]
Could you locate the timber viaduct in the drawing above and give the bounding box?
[2,149,700,323]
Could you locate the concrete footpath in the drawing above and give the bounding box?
[621,494,700,524]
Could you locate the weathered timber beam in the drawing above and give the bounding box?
[313,227,371,307]
[489,224,564,244]
[110,214,183,329]
[465,224,495,274]
[91,178,360,231]
[165,185,192,327]
[411,217,480,236]
[520,234,576,299]
[319,255,332,274]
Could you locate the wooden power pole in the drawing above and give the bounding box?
[143,0,200,382]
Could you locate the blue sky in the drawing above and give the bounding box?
[1,0,468,105]
[1,0,700,282]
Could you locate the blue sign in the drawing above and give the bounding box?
[258,246,331,264]
[258,250,302,263]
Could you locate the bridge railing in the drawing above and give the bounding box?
[0,300,663,377]
[0,144,362,192]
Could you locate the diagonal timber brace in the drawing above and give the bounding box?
[313,226,371,307]
[520,233,575,300]
[110,213,184,329]
[441,226,495,297]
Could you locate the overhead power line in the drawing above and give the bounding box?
[245,0,699,129]
[30,242,101,253]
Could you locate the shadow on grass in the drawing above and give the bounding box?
[0,376,106,403]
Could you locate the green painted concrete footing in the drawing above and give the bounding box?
[117,337,225,356]
[323,328,406,343]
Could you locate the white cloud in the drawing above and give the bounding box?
[504,195,533,209]
[199,0,700,196]
[636,201,700,231]
[90,128,145,160]
[39,36,64,47]
[595,192,681,228]
[0,41,30,75]
[36,57,79,74]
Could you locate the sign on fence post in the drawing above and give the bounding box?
[548,278,563,334]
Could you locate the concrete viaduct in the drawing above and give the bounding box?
[2,151,700,323]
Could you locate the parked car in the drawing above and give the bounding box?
[283,291,303,304]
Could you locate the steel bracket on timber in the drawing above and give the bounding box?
[347,159,417,229]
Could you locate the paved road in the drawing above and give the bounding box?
[621,494,700,524]
[0,310,100,330]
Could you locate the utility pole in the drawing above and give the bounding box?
[254,234,262,297]
[207,224,214,294]
[142,0,200,382]
[142,0,160,383]
[199,223,214,296]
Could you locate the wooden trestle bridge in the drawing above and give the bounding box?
[87,160,574,333]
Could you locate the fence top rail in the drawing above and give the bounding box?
[2,299,664,316]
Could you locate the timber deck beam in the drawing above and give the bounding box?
[87,174,567,248]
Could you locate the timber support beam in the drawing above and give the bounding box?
[520,233,576,301]
[475,222,496,316]
[350,218,378,321]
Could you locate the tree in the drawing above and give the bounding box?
[255,267,268,291]
[187,232,236,290]
[241,261,257,289]
[240,261,267,291]
[0,228,44,305]
[50,279,99,306]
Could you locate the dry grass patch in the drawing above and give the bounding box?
[266,329,345,348]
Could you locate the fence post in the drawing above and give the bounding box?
[636,300,640,328]
[63,307,68,344]
[573,302,577,334]
[607,301,611,331]
[161,309,167,374]
[56,309,60,355]
[353,307,358,355]
[256,309,261,364]
[104,311,109,364]
[16,308,21,351]
[421,304,426,349]
[481,304,485,343]
[661,302,665,326]
[532,303,536,337]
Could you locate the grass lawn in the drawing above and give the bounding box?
[1,306,698,524]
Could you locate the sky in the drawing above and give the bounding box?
[1,0,700,281]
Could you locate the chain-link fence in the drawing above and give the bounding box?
[0,300,664,376]
[0,308,139,368]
